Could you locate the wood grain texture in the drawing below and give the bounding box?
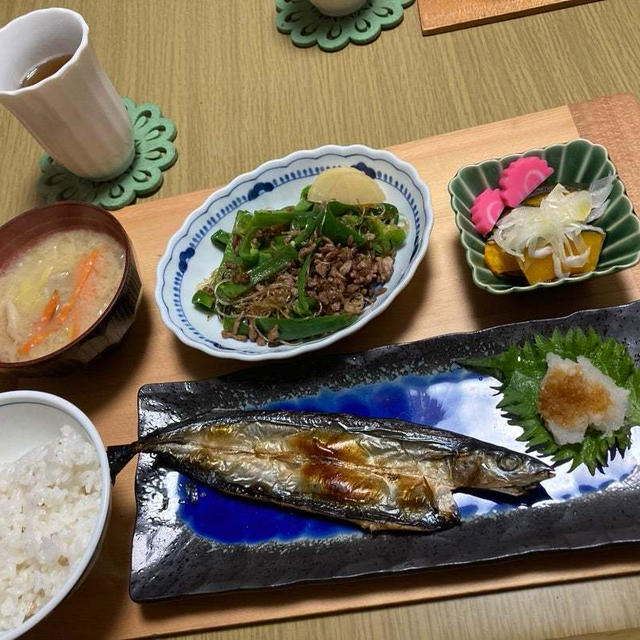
[1,1,640,225]
[0,1,638,639]
[170,608,640,640]
[570,93,640,213]
[13,96,640,640]
[417,0,600,35]
[557,631,640,640]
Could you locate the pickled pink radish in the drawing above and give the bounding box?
[499,157,554,207]
[470,189,505,236]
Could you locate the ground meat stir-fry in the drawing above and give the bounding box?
[194,191,406,345]
[306,239,390,315]
[214,234,396,344]
[218,238,393,328]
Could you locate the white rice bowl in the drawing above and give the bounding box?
[0,392,110,640]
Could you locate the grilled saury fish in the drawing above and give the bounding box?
[108,410,553,532]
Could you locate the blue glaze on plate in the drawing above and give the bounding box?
[177,479,356,544]
[132,301,640,602]
[176,369,640,545]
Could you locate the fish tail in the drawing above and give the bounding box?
[106,442,140,484]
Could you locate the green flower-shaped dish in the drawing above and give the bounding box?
[448,139,640,294]
[37,97,177,211]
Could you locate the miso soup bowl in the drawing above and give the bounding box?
[0,201,142,376]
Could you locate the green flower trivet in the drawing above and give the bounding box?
[37,97,177,211]
[276,0,414,52]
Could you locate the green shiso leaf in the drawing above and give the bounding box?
[461,328,637,475]
[625,369,640,425]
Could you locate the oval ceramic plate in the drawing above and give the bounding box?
[156,145,433,361]
[448,138,640,294]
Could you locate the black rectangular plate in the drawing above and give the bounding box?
[131,300,640,601]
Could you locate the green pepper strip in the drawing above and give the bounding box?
[222,316,249,336]
[217,244,298,300]
[293,184,313,213]
[387,227,406,248]
[256,314,357,341]
[252,209,296,227]
[223,313,356,341]
[238,224,259,266]
[322,209,366,247]
[293,251,315,316]
[326,201,357,217]
[228,210,256,266]
[293,207,323,249]
[294,186,313,212]
[381,203,399,224]
[211,215,247,293]
[211,229,231,249]
[238,209,297,266]
[367,217,406,255]
[192,289,215,310]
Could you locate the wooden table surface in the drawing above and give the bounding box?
[1,1,640,639]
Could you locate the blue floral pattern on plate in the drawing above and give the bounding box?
[155,145,433,361]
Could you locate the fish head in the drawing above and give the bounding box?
[454,448,554,495]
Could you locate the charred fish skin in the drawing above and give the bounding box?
[148,413,456,532]
[156,450,454,533]
[111,409,553,533]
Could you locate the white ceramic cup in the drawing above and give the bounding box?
[310,0,368,16]
[0,8,134,181]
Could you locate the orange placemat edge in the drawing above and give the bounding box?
[570,92,640,292]
[417,0,600,36]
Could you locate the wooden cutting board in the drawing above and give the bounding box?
[417,0,600,35]
[17,93,640,640]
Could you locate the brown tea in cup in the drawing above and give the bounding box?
[20,53,72,88]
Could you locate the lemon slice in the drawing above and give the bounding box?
[307,167,385,205]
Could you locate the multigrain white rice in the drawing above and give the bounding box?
[0,425,101,631]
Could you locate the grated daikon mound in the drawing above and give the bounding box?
[537,353,630,445]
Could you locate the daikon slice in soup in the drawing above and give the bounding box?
[0,228,125,362]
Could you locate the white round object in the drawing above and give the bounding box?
[309,0,368,16]
[0,390,111,640]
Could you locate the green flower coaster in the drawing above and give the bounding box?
[37,97,177,211]
[276,0,414,52]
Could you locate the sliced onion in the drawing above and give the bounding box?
[492,177,613,279]
[494,205,604,277]
[589,174,616,208]
[585,174,615,223]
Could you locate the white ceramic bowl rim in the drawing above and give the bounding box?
[0,8,89,97]
[0,390,110,640]
[155,144,434,361]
